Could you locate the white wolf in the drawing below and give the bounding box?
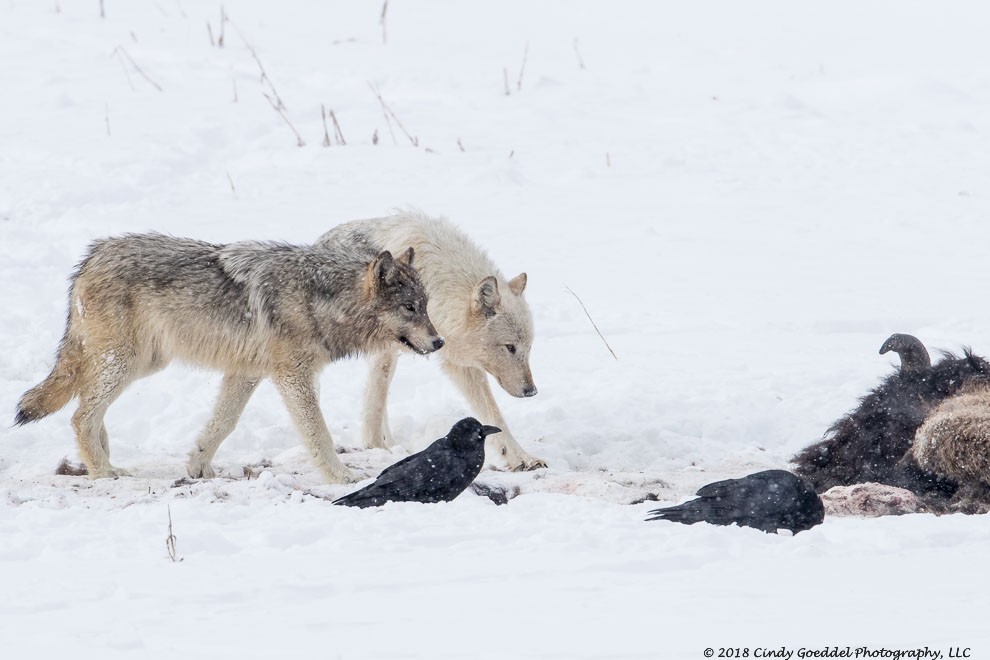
[318,211,546,470]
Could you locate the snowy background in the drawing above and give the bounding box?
[2,1,990,657]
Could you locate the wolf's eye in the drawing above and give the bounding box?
[403,303,416,313]
[505,344,516,354]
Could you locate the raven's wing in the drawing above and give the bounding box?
[332,451,434,508]
[371,439,463,487]
[374,450,472,502]
[702,471,810,517]
[372,449,430,483]
[694,475,761,501]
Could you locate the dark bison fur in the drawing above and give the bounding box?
[792,335,990,498]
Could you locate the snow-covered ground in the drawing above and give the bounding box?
[3,1,990,657]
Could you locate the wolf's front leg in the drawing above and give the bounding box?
[440,362,547,471]
[273,370,356,484]
[187,374,260,478]
[362,351,398,449]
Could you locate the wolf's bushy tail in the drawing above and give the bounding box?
[15,331,81,425]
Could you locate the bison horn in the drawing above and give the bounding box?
[879,333,931,373]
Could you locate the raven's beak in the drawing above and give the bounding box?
[481,425,502,437]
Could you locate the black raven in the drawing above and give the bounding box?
[334,417,501,508]
[645,470,825,534]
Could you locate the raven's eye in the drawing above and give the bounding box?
[505,344,516,354]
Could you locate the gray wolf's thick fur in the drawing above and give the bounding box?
[318,211,545,470]
[15,233,442,483]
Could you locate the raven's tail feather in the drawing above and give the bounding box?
[645,503,705,525]
[333,490,387,508]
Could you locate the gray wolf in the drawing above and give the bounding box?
[318,211,545,471]
[15,233,443,483]
[791,333,989,496]
[646,470,825,534]
[334,417,500,507]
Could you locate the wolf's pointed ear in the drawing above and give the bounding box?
[372,250,398,288]
[398,246,415,268]
[507,272,527,296]
[472,276,500,318]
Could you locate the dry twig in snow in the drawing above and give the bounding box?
[111,46,164,92]
[321,106,346,146]
[379,0,389,45]
[368,83,418,147]
[330,110,346,145]
[224,12,288,110]
[565,285,618,360]
[573,38,586,70]
[218,5,227,47]
[321,105,332,147]
[263,93,305,147]
[166,506,183,562]
[516,41,529,91]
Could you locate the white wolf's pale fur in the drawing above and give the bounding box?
[319,211,545,470]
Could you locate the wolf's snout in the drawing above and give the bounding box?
[523,385,538,397]
[431,337,446,351]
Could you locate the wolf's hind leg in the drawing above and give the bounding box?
[441,361,547,471]
[187,374,260,478]
[362,352,398,449]
[273,371,356,484]
[71,349,134,478]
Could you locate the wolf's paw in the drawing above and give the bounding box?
[507,455,548,471]
[361,438,393,451]
[341,469,365,484]
[187,461,216,479]
[90,465,132,479]
[360,427,395,451]
[323,466,360,485]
